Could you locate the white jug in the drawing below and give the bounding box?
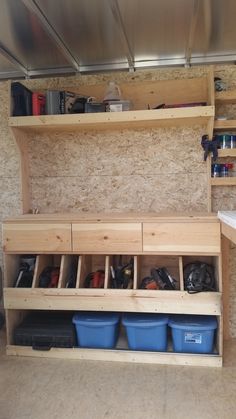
[103,81,121,101]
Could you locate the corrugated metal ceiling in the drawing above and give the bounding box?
[0,0,236,79]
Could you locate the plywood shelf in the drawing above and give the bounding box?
[214,120,236,130]
[8,106,214,132]
[211,177,236,186]
[6,345,222,367]
[215,90,236,104]
[217,149,236,158]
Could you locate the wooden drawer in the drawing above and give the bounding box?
[3,223,71,252]
[72,223,142,253]
[143,222,221,253]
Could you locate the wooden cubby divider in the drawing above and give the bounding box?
[32,254,54,288]
[76,255,92,288]
[104,256,110,289]
[213,256,222,293]
[178,256,184,291]
[133,256,139,290]
[58,255,74,288]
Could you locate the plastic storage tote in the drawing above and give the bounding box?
[169,315,217,354]
[72,312,120,349]
[122,313,169,351]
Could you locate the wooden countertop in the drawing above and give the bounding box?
[4,212,219,223]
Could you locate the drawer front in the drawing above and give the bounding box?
[3,223,71,252]
[72,223,142,253]
[143,222,221,253]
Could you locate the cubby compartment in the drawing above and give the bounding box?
[105,255,137,289]
[76,255,106,288]
[32,254,62,288]
[137,255,181,291]
[4,254,37,288]
[182,256,221,293]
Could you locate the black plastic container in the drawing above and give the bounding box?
[14,311,76,350]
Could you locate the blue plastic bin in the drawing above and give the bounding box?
[122,313,169,351]
[72,312,120,349]
[169,315,217,354]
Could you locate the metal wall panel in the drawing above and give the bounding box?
[0,54,19,73]
[192,0,236,59]
[0,0,71,71]
[37,0,128,67]
[118,0,194,62]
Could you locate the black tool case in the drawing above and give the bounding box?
[14,311,77,350]
[11,82,32,116]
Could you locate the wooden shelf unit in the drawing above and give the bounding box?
[208,75,236,208]
[4,72,224,366]
[214,120,236,130]
[8,73,215,214]
[3,214,223,367]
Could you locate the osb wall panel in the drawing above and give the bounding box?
[29,126,207,213]
[0,64,236,335]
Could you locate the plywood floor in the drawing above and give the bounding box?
[0,329,236,419]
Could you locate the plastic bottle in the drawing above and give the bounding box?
[103,81,121,102]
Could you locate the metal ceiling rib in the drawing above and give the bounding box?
[0,44,28,76]
[21,0,80,72]
[192,0,236,58]
[36,0,129,70]
[0,0,236,80]
[0,0,74,77]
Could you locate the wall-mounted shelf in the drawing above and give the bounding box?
[9,106,214,133]
[214,120,236,130]
[217,149,236,158]
[8,73,215,214]
[211,178,236,186]
[215,90,236,104]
